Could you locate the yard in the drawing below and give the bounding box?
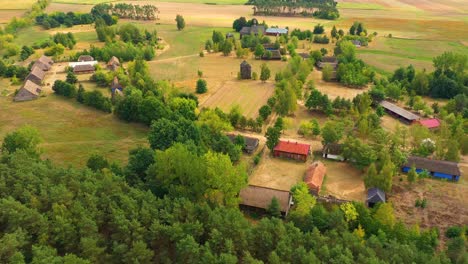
[320,159,366,201]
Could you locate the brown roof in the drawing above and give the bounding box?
[298,53,310,59]
[32,60,51,71]
[78,55,94,62]
[239,185,292,214]
[107,56,120,66]
[404,156,461,176]
[26,67,46,81]
[73,64,95,73]
[227,134,259,152]
[380,101,420,121]
[38,55,54,65]
[111,76,122,90]
[323,143,343,155]
[322,56,337,63]
[304,161,326,191]
[21,80,42,96]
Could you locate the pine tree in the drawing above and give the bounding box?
[407,165,417,184]
[331,25,338,38]
[267,197,281,218]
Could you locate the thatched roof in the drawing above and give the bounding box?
[298,53,310,59]
[304,161,326,192]
[38,55,54,65]
[73,64,95,73]
[227,134,259,152]
[380,101,420,121]
[403,156,460,176]
[107,56,120,66]
[32,60,51,71]
[78,55,94,62]
[21,80,42,96]
[111,76,122,90]
[323,143,343,155]
[239,25,265,35]
[239,185,292,214]
[26,67,46,81]
[262,50,281,60]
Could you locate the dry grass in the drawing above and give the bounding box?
[0,10,26,23]
[0,0,36,10]
[320,159,366,201]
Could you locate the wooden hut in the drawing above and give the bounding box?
[240,61,252,79]
[73,64,95,74]
[304,161,326,195]
[107,56,120,71]
[316,56,338,69]
[367,188,385,208]
[402,156,461,181]
[25,67,46,85]
[322,143,345,161]
[227,134,259,154]
[265,28,288,36]
[14,80,42,102]
[239,185,293,216]
[273,140,310,162]
[78,55,94,62]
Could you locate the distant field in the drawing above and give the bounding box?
[0,10,26,23]
[13,26,50,46]
[0,95,148,167]
[337,2,385,10]
[0,0,36,10]
[52,0,247,4]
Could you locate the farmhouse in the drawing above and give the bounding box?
[366,188,385,208]
[78,55,94,62]
[402,156,461,181]
[316,56,338,70]
[227,134,259,154]
[107,56,120,71]
[25,67,46,85]
[265,28,288,36]
[417,118,441,129]
[73,64,95,74]
[273,140,310,162]
[239,185,293,216]
[239,25,265,39]
[240,60,252,79]
[304,161,326,195]
[14,80,42,102]
[322,143,345,161]
[379,101,420,123]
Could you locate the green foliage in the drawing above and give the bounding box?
[196,79,207,94]
[254,44,265,59]
[52,80,77,98]
[66,72,78,84]
[313,24,325,34]
[322,64,333,81]
[321,120,344,145]
[175,14,185,30]
[290,183,316,218]
[52,32,76,49]
[266,197,281,218]
[258,105,272,120]
[260,63,271,82]
[407,165,417,183]
[86,153,109,172]
[19,46,34,61]
[1,126,41,155]
[265,126,280,151]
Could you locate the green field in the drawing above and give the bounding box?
[0,95,148,167]
[13,26,50,46]
[52,0,247,5]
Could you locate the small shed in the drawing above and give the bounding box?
[25,67,46,85]
[322,143,345,161]
[78,55,94,62]
[304,161,326,195]
[402,156,461,181]
[107,56,120,71]
[298,52,310,60]
[367,188,385,208]
[262,50,281,60]
[379,101,420,124]
[273,140,310,162]
[14,80,42,102]
[227,134,259,154]
[239,185,293,216]
[417,118,440,129]
[240,61,252,79]
[73,64,95,74]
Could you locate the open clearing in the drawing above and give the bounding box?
[0,95,148,167]
[320,159,365,201]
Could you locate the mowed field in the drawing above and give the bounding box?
[0,96,148,167]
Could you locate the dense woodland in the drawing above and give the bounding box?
[247,0,339,19]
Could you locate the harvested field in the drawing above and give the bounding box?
[0,0,36,9]
[308,70,369,100]
[0,10,26,23]
[320,159,366,201]
[380,114,408,132]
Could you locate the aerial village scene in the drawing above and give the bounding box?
[0,0,466,263]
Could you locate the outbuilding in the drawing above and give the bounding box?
[379,100,420,124]
[322,143,345,161]
[14,80,42,102]
[316,56,338,70]
[265,28,288,36]
[273,140,310,162]
[367,188,386,208]
[239,24,265,39]
[239,185,293,216]
[78,55,94,62]
[240,60,252,79]
[25,67,46,85]
[227,134,259,154]
[73,64,95,74]
[38,55,54,66]
[402,156,461,181]
[31,60,51,72]
[304,161,326,195]
[107,56,120,71]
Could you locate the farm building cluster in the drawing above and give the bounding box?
[14,55,53,102]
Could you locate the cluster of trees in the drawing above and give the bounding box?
[3,0,50,34]
[77,41,155,62]
[291,28,313,40]
[226,105,264,133]
[53,79,112,113]
[92,3,159,21]
[349,21,367,36]
[0,59,29,80]
[232,17,266,32]
[248,0,339,19]
[205,30,236,56]
[19,46,34,61]
[52,32,76,49]
[35,12,95,29]
[305,88,352,115]
[335,40,374,87]
[313,34,330,44]
[175,14,185,31]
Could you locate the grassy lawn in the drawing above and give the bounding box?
[0,95,148,167]
[13,26,50,47]
[0,0,36,9]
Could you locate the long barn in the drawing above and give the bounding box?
[379,101,420,124]
[402,156,461,181]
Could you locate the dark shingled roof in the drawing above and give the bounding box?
[323,143,343,155]
[239,185,292,214]
[367,188,385,204]
[26,67,46,81]
[22,80,42,96]
[239,25,265,35]
[298,53,310,59]
[32,60,51,71]
[403,156,461,176]
[380,101,420,121]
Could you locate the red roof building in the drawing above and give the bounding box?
[304,161,326,195]
[273,140,310,162]
[417,118,441,129]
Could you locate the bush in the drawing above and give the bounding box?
[445,226,463,238]
[199,51,204,57]
[252,72,258,80]
[254,154,261,165]
[196,79,207,94]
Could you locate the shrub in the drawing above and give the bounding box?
[196,79,207,94]
[445,226,463,238]
[199,51,204,57]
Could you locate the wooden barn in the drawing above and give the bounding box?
[14,80,42,102]
[322,143,345,161]
[273,140,310,162]
[239,25,265,39]
[379,101,420,124]
[78,55,94,62]
[265,28,288,36]
[107,56,120,71]
[316,56,338,70]
[73,64,95,74]
[417,118,441,129]
[304,161,326,195]
[31,59,51,72]
[366,188,385,208]
[402,156,461,181]
[239,185,293,216]
[240,60,252,79]
[25,67,46,85]
[38,55,54,66]
[227,134,259,154]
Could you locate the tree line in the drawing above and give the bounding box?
[248,0,339,19]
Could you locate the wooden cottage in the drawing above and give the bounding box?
[78,55,94,62]
[14,80,42,102]
[240,61,252,79]
[107,56,120,71]
[273,140,310,162]
[379,101,420,124]
[262,50,281,60]
[239,25,265,39]
[298,52,310,60]
[239,185,293,216]
[367,188,385,208]
[265,28,288,36]
[38,55,54,66]
[304,161,326,195]
[402,156,461,181]
[322,143,345,161]
[73,64,95,74]
[227,134,259,154]
[25,67,46,85]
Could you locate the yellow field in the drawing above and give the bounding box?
[0,0,36,10]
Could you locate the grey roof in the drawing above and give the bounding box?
[240,25,265,35]
[227,134,259,152]
[298,53,310,59]
[367,188,385,204]
[239,185,292,214]
[380,101,420,121]
[266,28,288,34]
[403,156,461,176]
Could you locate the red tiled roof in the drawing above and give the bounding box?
[274,140,310,156]
[418,118,440,129]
